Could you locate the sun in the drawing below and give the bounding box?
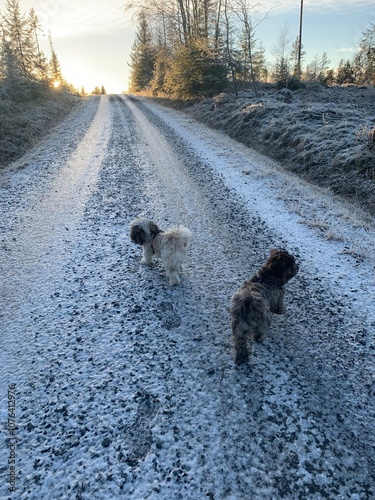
[53,81,61,88]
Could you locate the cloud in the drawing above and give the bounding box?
[18,0,132,38]
[334,47,357,54]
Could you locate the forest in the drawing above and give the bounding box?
[0,0,79,166]
[126,0,375,98]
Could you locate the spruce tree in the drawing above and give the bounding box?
[274,56,290,88]
[355,23,375,84]
[48,31,62,85]
[164,40,227,99]
[272,25,291,88]
[129,11,155,92]
[28,8,48,82]
[1,0,30,79]
[336,59,354,85]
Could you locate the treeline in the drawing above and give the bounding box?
[126,0,375,98]
[91,86,107,95]
[0,0,80,167]
[0,0,71,99]
[336,22,375,85]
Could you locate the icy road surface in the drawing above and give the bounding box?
[1,94,374,499]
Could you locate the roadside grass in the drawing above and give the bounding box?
[184,85,375,215]
[0,85,80,168]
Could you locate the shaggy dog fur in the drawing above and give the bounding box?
[130,218,192,285]
[230,249,299,365]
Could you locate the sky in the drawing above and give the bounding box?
[1,0,374,93]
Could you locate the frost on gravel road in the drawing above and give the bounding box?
[0,95,374,499]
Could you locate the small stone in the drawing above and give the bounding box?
[102,437,111,447]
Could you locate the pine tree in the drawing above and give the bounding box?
[48,31,62,85]
[336,59,354,85]
[129,11,155,92]
[355,22,375,84]
[28,8,48,82]
[272,25,291,88]
[290,36,306,76]
[1,0,30,79]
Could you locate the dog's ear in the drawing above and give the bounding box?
[130,224,146,245]
[269,249,280,259]
[149,221,161,238]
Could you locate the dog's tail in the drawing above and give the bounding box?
[176,225,192,248]
[164,225,192,249]
[231,293,250,317]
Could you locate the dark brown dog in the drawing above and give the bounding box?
[230,249,299,365]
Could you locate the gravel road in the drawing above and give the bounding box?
[1,94,374,499]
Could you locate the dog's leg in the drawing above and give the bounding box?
[254,313,271,342]
[162,250,182,285]
[232,322,250,364]
[273,290,286,315]
[233,335,249,364]
[141,243,153,264]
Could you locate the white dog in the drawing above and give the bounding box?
[130,218,192,285]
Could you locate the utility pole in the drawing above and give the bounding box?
[297,0,304,78]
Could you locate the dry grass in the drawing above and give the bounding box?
[185,84,375,215]
[0,86,80,168]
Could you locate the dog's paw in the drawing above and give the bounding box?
[169,275,181,286]
[234,350,249,365]
[254,332,265,342]
[272,303,286,314]
[140,258,152,265]
[273,308,285,315]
